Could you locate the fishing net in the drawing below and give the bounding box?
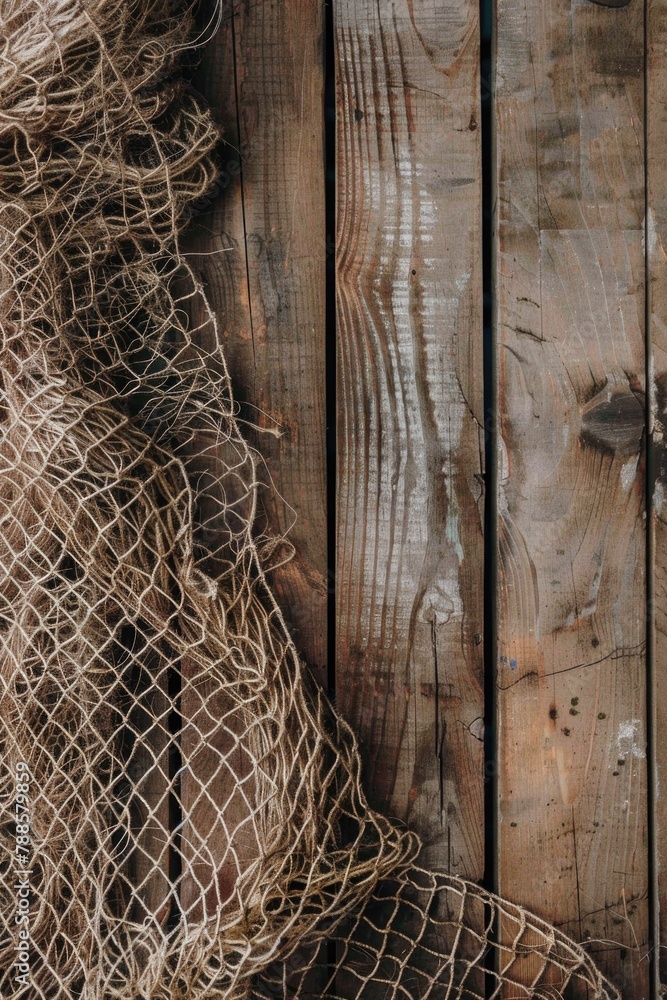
[0,1,619,997]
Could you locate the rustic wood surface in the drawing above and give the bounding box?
[648,0,667,988]
[179,0,327,916]
[335,0,485,878]
[495,0,649,993]
[128,653,172,926]
[175,3,664,996]
[188,0,329,687]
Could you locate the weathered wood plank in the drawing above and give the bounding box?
[648,0,667,987]
[126,651,172,926]
[179,0,327,916]
[335,0,485,878]
[495,1,649,993]
[189,0,328,685]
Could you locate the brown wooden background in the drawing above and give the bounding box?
[188,1,667,996]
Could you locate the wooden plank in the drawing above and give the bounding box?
[125,648,172,927]
[188,0,328,686]
[179,661,260,919]
[178,0,327,917]
[647,0,667,988]
[495,0,649,994]
[335,0,485,877]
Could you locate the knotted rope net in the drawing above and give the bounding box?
[0,2,619,997]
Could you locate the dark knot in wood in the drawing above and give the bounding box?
[580,391,644,455]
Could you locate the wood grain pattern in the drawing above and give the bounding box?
[648,0,667,987]
[495,0,649,993]
[335,0,485,877]
[188,0,328,685]
[179,0,327,916]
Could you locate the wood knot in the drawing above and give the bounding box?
[580,390,644,455]
[654,371,667,427]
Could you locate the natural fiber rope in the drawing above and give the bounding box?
[0,2,620,997]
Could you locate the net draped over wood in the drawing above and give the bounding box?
[0,2,620,997]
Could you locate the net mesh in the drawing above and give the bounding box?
[0,2,620,997]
